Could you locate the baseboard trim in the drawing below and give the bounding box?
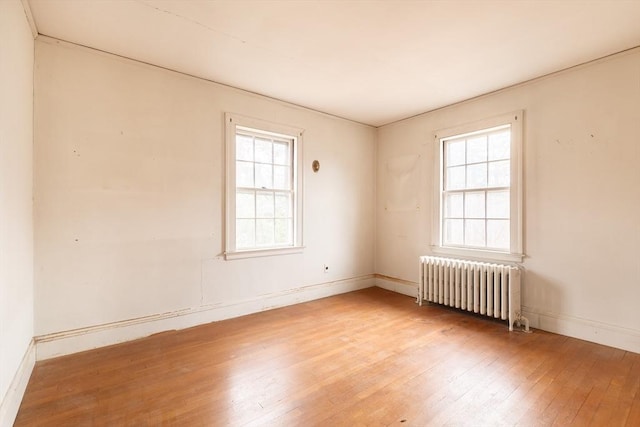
[375,275,418,298]
[0,339,35,427]
[522,307,640,354]
[35,275,375,360]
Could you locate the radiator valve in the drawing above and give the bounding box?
[515,311,531,333]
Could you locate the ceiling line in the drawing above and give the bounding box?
[20,0,38,39]
[381,44,640,128]
[35,34,376,129]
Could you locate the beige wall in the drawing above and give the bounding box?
[34,37,376,356]
[376,49,640,352]
[23,20,640,363]
[0,0,35,423]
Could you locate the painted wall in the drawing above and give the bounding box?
[0,0,35,423]
[376,49,640,352]
[34,38,376,357]
[28,24,640,362]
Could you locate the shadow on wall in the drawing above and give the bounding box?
[521,269,565,326]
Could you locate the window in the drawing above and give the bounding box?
[225,113,304,259]
[433,111,523,262]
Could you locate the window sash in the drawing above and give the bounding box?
[235,130,293,188]
[441,188,511,251]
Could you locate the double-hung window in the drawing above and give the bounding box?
[225,113,303,259]
[433,111,523,262]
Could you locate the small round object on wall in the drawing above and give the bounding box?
[312,160,320,173]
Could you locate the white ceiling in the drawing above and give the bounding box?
[27,0,640,127]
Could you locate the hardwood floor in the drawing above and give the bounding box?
[15,287,640,426]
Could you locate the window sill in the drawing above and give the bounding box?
[225,246,304,260]
[431,245,524,264]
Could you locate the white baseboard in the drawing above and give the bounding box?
[0,339,35,427]
[375,275,418,298]
[36,275,375,360]
[522,307,640,354]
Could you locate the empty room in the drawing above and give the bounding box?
[2,0,640,425]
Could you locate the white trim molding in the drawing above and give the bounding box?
[522,307,640,354]
[35,276,375,360]
[375,274,418,298]
[20,0,38,39]
[0,339,35,427]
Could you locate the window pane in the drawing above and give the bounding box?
[444,193,463,218]
[256,192,274,218]
[444,219,463,245]
[446,139,465,167]
[236,134,254,161]
[273,141,290,165]
[236,219,255,249]
[486,190,509,219]
[465,219,485,247]
[446,166,465,190]
[275,219,292,245]
[275,193,291,218]
[466,163,487,188]
[488,130,510,161]
[256,219,274,246]
[255,138,272,163]
[255,164,273,188]
[466,135,487,163]
[488,160,510,187]
[487,219,510,250]
[236,191,255,218]
[273,165,290,190]
[464,192,485,219]
[236,161,254,187]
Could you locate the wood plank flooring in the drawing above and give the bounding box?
[15,287,640,426]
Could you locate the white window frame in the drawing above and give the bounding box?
[432,110,524,263]
[224,113,304,260]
